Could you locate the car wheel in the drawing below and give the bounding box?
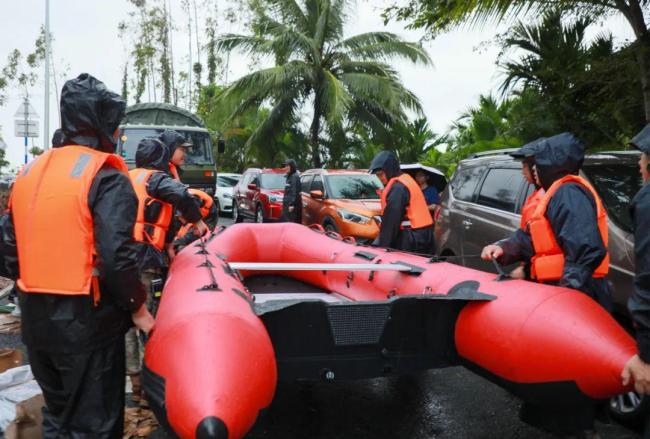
[609,391,649,427]
[323,218,338,233]
[233,202,243,223]
[255,205,265,223]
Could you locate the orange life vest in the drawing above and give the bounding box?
[11,145,128,297]
[169,163,180,181]
[529,175,609,282]
[129,168,173,251]
[520,188,545,230]
[381,173,434,229]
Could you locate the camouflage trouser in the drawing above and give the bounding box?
[125,269,159,375]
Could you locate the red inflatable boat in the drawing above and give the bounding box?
[143,223,637,439]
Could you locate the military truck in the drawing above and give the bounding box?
[118,103,223,196]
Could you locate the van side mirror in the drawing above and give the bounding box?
[217,140,226,154]
[248,183,258,190]
[310,190,324,199]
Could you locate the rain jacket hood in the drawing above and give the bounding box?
[158,129,187,156]
[283,159,297,174]
[631,124,650,155]
[135,137,170,172]
[533,133,585,190]
[370,151,401,180]
[510,138,546,160]
[60,73,126,153]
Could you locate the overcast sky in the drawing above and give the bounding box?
[0,0,635,168]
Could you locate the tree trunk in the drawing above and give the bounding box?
[310,101,322,168]
[617,0,650,122]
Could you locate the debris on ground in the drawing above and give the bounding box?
[0,365,42,432]
[0,349,22,374]
[124,406,159,438]
[0,314,20,334]
[3,394,44,439]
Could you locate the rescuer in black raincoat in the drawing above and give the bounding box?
[281,159,302,223]
[132,137,206,272]
[126,137,206,401]
[481,133,611,436]
[0,73,153,438]
[370,151,434,254]
[482,133,611,310]
[621,124,650,400]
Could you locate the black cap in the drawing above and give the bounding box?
[630,124,650,155]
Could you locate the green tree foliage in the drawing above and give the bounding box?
[498,11,644,147]
[383,0,650,122]
[197,84,310,171]
[214,0,432,167]
[0,26,48,105]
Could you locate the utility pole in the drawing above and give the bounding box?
[24,96,29,164]
[44,0,51,150]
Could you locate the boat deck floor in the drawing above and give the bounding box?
[245,275,351,304]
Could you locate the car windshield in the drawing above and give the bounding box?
[217,176,240,187]
[326,175,382,199]
[583,163,642,233]
[119,128,214,165]
[260,173,286,190]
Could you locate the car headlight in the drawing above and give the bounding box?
[269,195,283,203]
[337,209,371,225]
[224,193,233,199]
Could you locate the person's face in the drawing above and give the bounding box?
[522,162,535,185]
[640,153,650,183]
[282,165,290,173]
[415,172,427,185]
[532,165,542,187]
[376,170,388,186]
[171,146,186,166]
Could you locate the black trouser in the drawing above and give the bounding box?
[28,340,126,439]
[397,225,435,255]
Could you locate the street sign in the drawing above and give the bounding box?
[15,120,39,138]
[14,102,39,120]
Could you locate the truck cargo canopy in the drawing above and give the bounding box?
[123,103,205,128]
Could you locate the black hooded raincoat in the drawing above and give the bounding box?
[134,137,202,271]
[0,73,146,437]
[495,133,612,310]
[370,151,434,254]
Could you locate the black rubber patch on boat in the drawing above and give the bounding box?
[354,250,378,261]
[394,261,425,276]
[197,260,215,268]
[446,281,496,301]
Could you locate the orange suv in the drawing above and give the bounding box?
[300,169,383,242]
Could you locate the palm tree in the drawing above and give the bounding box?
[215,0,432,167]
[499,11,612,97]
[385,0,650,122]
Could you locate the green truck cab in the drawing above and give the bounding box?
[118,103,218,196]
